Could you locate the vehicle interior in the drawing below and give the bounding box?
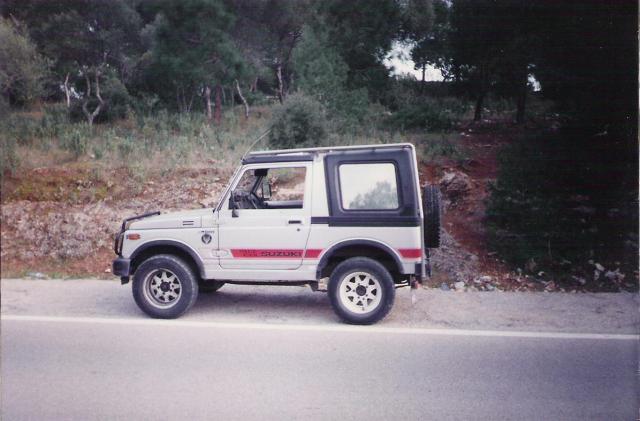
[230,167,304,210]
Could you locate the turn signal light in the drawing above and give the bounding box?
[126,233,141,240]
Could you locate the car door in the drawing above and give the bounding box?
[217,163,312,270]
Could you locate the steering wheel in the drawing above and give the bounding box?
[247,192,262,209]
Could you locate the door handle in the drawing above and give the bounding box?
[288,219,302,225]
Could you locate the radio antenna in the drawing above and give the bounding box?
[241,127,272,161]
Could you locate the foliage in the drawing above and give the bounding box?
[0,18,47,106]
[69,72,132,124]
[6,0,143,82]
[317,0,401,98]
[409,0,452,78]
[293,26,348,108]
[268,94,327,149]
[386,96,468,131]
[147,0,244,112]
[0,136,19,175]
[293,25,370,127]
[349,181,398,210]
[487,129,638,271]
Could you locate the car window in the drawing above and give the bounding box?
[339,163,399,210]
[263,167,306,201]
[231,166,306,209]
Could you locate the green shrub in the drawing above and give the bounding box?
[268,94,328,149]
[0,137,19,175]
[117,136,136,160]
[386,96,469,132]
[419,134,465,162]
[2,113,41,145]
[61,128,88,158]
[39,103,69,138]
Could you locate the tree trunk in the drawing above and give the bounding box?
[474,90,485,122]
[515,65,528,124]
[221,85,227,105]
[214,84,222,124]
[421,63,426,93]
[63,73,71,108]
[474,66,488,122]
[231,85,235,109]
[205,85,213,121]
[187,92,194,113]
[276,65,285,103]
[250,76,258,93]
[235,79,249,119]
[81,71,104,128]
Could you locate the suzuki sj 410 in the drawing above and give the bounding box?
[113,143,441,324]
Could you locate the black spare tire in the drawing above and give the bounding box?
[423,184,441,248]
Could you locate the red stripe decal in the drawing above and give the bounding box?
[230,249,303,259]
[304,249,323,258]
[398,248,422,259]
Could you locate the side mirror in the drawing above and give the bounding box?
[230,191,239,217]
[262,178,271,200]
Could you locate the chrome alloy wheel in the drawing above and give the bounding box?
[338,271,383,314]
[143,269,182,309]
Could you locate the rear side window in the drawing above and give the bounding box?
[338,163,399,210]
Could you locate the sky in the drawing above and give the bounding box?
[384,41,542,91]
[383,41,444,81]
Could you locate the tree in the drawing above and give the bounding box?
[148,0,243,121]
[4,0,143,109]
[403,0,434,87]
[533,0,637,134]
[318,0,401,99]
[448,0,503,121]
[293,25,368,123]
[0,17,47,106]
[293,26,348,106]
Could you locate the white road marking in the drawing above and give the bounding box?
[2,314,637,341]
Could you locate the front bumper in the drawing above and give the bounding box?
[112,257,131,284]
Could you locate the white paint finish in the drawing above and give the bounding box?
[120,143,423,282]
[121,230,213,263]
[217,162,313,270]
[306,228,422,271]
[128,208,210,230]
[3,315,638,341]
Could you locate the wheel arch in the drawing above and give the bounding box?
[129,240,205,279]
[316,240,404,281]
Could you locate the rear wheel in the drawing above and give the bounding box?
[328,257,395,325]
[132,254,199,319]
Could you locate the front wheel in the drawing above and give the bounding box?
[132,254,199,319]
[328,257,395,325]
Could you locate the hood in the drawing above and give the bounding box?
[128,209,210,230]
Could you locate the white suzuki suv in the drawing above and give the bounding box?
[113,143,441,324]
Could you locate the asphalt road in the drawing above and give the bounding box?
[1,279,638,420]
